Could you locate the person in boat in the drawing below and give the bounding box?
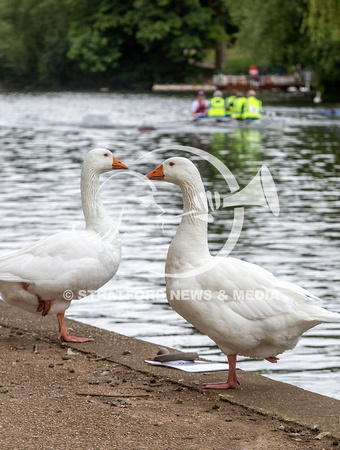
[228,91,246,120]
[207,90,227,117]
[191,90,209,120]
[225,91,237,117]
[243,90,262,121]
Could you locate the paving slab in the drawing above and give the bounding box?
[0,302,339,449]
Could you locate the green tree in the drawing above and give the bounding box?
[302,0,340,91]
[0,0,72,87]
[0,0,238,89]
[303,0,340,44]
[203,0,237,71]
[227,0,340,92]
[66,0,218,87]
[226,0,308,68]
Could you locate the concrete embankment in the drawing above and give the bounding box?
[0,302,339,449]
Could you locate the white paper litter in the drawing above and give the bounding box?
[67,348,78,356]
[145,360,229,372]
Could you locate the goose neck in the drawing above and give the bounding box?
[180,177,208,227]
[171,177,210,259]
[81,166,115,235]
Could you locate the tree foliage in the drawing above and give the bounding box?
[302,0,340,90]
[303,0,340,44]
[0,0,235,88]
[227,0,340,91]
[227,0,309,67]
[0,0,73,86]
[0,0,339,91]
[65,0,217,87]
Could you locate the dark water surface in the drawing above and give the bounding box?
[0,91,339,399]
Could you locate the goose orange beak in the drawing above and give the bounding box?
[112,156,128,170]
[146,164,164,180]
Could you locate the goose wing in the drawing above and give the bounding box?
[197,257,320,321]
[0,230,120,287]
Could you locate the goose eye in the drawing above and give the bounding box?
[104,153,109,157]
[169,162,175,167]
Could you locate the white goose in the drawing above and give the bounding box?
[146,157,340,389]
[0,148,128,342]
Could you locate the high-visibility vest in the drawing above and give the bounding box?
[226,96,236,116]
[208,97,226,116]
[243,96,262,119]
[231,97,246,119]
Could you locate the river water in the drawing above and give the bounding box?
[0,91,339,400]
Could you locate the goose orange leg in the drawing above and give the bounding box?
[203,354,240,389]
[57,312,94,343]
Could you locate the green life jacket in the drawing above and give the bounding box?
[231,97,246,119]
[226,96,236,116]
[243,96,262,119]
[208,97,226,117]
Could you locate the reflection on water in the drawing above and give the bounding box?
[0,92,339,400]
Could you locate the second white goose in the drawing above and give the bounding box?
[146,156,340,389]
[0,148,128,342]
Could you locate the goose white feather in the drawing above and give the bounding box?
[146,156,340,389]
[0,148,128,342]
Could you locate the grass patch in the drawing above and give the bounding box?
[201,45,255,75]
[225,46,253,74]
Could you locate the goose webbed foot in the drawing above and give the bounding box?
[37,298,53,316]
[57,312,94,343]
[266,356,279,363]
[203,354,240,389]
[203,380,240,389]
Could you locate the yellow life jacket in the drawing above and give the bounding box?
[243,96,262,119]
[225,95,236,116]
[231,97,246,119]
[208,97,226,117]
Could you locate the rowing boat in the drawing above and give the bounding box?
[321,108,340,117]
[138,116,285,132]
[213,116,285,131]
[79,113,285,133]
